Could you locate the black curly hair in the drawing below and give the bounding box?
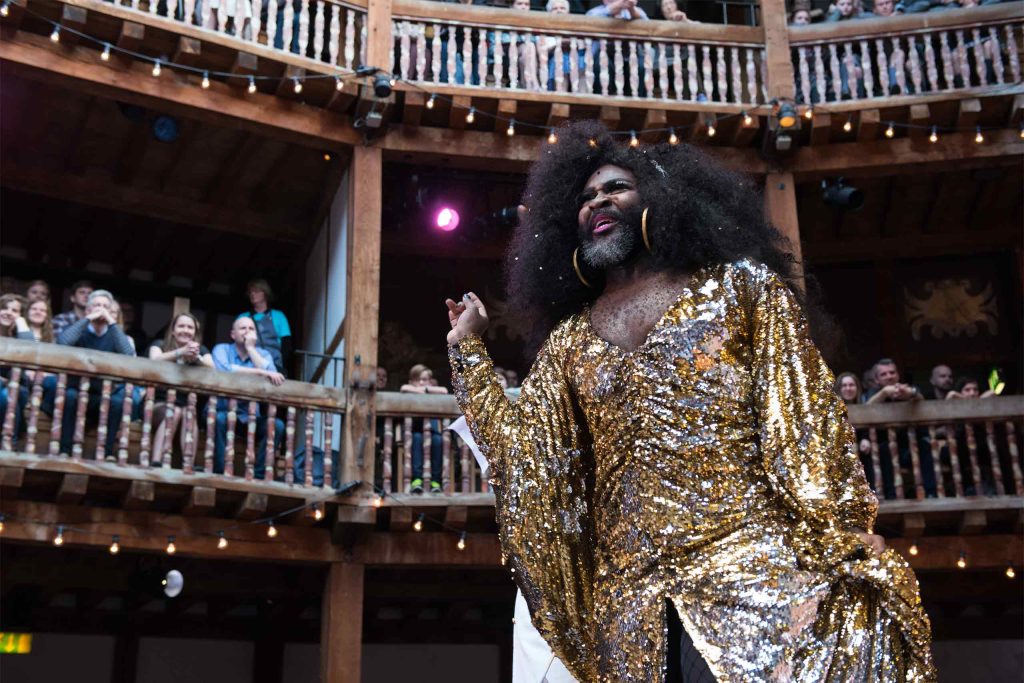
[505,119,829,356]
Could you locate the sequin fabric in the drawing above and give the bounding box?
[449,260,935,683]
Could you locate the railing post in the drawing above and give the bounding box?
[762,0,796,102]
[364,0,392,72]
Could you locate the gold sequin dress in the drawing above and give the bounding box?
[449,260,935,683]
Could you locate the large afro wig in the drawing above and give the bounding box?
[504,119,833,357]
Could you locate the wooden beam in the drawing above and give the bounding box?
[402,91,426,127]
[327,78,360,114]
[277,65,307,99]
[55,474,89,505]
[57,6,88,47]
[353,531,502,566]
[495,99,517,134]
[448,95,472,130]
[115,21,144,56]
[182,486,217,516]
[0,33,362,150]
[309,315,346,384]
[908,103,930,140]
[321,563,364,683]
[902,512,926,537]
[761,0,795,101]
[959,510,987,535]
[364,0,394,70]
[443,505,468,531]
[598,105,621,131]
[639,109,667,143]
[0,466,25,493]
[389,506,413,532]
[730,113,760,147]
[172,36,203,70]
[764,172,803,274]
[546,102,569,128]
[1008,93,1024,127]
[809,112,831,146]
[956,97,982,130]
[230,51,258,78]
[856,108,880,142]
[122,480,154,511]
[234,492,269,520]
[341,146,383,492]
[887,534,1023,570]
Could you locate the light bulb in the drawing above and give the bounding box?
[928,126,938,143]
[152,61,162,77]
[413,514,424,532]
[0,514,5,533]
[804,105,813,120]
[109,535,120,554]
[843,117,852,133]
[547,129,557,144]
[1007,566,1016,579]
[217,532,228,549]
[267,521,278,538]
[373,495,383,508]
[247,77,257,94]
[101,44,111,61]
[588,138,597,147]
[956,551,967,569]
[323,152,331,162]
[54,526,64,546]
[742,112,753,126]
[885,122,894,138]
[457,532,466,550]
[1019,125,1024,140]
[0,2,10,17]
[293,78,303,94]
[426,94,436,110]
[201,72,210,89]
[629,131,639,147]
[389,77,396,87]
[50,25,61,42]
[465,107,475,124]
[707,124,716,137]
[506,119,515,137]
[313,505,324,521]
[908,543,918,556]
[974,126,983,144]
[668,128,678,145]
[166,536,176,555]
[335,76,343,91]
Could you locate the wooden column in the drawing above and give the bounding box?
[342,146,382,490]
[364,0,393,71]
[765,172,804,274]
[320,562,365,683]
[761,0,796,101]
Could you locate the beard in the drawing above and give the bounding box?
[579,205,643,270]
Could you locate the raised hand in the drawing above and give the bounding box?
[445,292,489,345]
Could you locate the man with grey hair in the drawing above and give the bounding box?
[43,289,135,456]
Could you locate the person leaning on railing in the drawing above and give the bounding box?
[400,363,448,494]
[211,316,286,479]
[944,375,1001,495]
[833,371,879,493]
[148,312,214,467]
[40,289,135,457]
[0,293,34,443]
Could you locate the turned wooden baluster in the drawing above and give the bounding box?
[643,41,654,98]
[813,45,827,103]
[422,417,433,488]
[264,404,277,482]
[539,39,550,92]
[984,421,1005,495]
[938,31,954,90]
[201,0,213,33]
[244,401,257,480]
[946,422,964,497]
[95,379,113,461]
[868,427,884,496]
[476,27,487,87]
[430,23,442,83]
[266,0,278,53]
[71,377,90,460]
[746,48,758,103]
[555,38,567,93]
[184,0,196,26]
[461,24,472,86]
[798,47,811,105]
[923,34,938,92]
[988,28,1005,84]
[700,45,713,99]
[393,419,404,492]
[598,39,610,96]
[25,371,44,455]
[906,426,925,500]
[955,30,971,86]
[441,418,452,493]
[963,422,983,494]
[613,40,625,96]
[928,425,945,497]
[1004,25,1020,83]
[885,427,903,499]
[304,410,315,487]
[972,29,988,87]
[299,0,311,56]
[360,19,368,67]
[204,398,216,473]
[223,398,238,476]
[282,0,294,52]
[1,367,21,450]
[285,406,296,484]
[49,373,67,456]
[399,22,410,82]
[182,393,197,474]
[860,39,874,97]
[313,0,324,61]
[891,37,907,94]
[627,41,639,97]
[506,32,519,90]
[715,46,727,102]
[403,416,413,489]
[842,42,858,100]
[328,7,339,65]
[673,44,685,100]
[415,25,426,80]
[344,9,356,70]
[382,416,394,493]
[569,37,580,93]
[658,42,669,99]
[157,389,176,468]
[687,45,699,99]
[583,38,595,95]
[457,441,469,492]
[445,24,456,84]
[323,411,333,488]
[250,0,261,45]
[137,388,153,465]
[1005,420,1023,495]
[492,28,503,89]
[828,43,842,102]
[907,36,923,94]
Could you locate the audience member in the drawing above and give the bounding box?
[118,301,148,353]
[400,363,449,494]
[42,290,133,456]
[658,0,690,20]
[52,280,94,337]
[865,0,897,16]
[149,312,214,462]
[920,364,953,400]
[946,376,997,400]
[586,0,649,19]
[25,300,55,343]
[790,7,811,23]
[25,280,51,304]
[242,279,292,377]
[541,0,586,90]
[825,0,859,21]
[866,358,921,403]
[376,366,389,391]
[0,294,32,340]
[504,368,520,388]
[944,375,999,495]
[211,316,286,478]
[834,371,876,485]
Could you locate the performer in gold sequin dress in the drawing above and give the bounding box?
[445,121,935,682]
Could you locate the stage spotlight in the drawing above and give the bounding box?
[822,178,864,211]
[436,207,460,232]
[776,102,798,129]
[162,570,184,598]
[373,73,392,98]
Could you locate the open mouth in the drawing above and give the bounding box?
[590,213,618,235]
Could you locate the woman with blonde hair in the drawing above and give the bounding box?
[25,299,55,343]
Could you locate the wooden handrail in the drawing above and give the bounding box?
[377,391,459,416]
[788,3,1023,44]
[392,0,765,43]
[0,338,346,411]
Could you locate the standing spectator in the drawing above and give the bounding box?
[834,371,875,489]
[242,279,292,377]
[861,366,878,402]
[945,376,999,494]
[920,364,954,400]
[149,313,214,463]
[0,294,33,442]
[25,280,51,304]
[866,358,921,403]
[540,0,586,90]
[25,299,55,343]
[504,368,520,388]
[376,366,389,391]
[52,280,94,338]
[826,0,859,21]
[866,0,897,16]
[42,290,134,456]
[400,364,449,494]
[211,316,285,479]
[790,7,811,22]
[659,0,690,21]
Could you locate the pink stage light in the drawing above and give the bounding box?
[436,207,460,232]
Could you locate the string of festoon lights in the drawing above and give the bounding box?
[7,1,1024,145]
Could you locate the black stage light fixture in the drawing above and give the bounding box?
[822,178,864,211]
[373,73,392,98]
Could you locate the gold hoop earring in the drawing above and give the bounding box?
[641,207,653,253]
[572,248,593,289]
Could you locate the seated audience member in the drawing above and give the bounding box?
[42,290,134,456]
[0,294,33,440]
[25,280,51,304]
[242,278,292,377]
[864,0,897,16]
[826,0,859,20]
[946,376,997,400]
[919,364,954,400]
[659,0,690,20]
[790,7,811,22]
[504,368,520,388]
[861,366,878,402]
[52,280,94,337]
[211,316,285,478]
[25,299,55,343]
[400,364,449,494]
[586,0,649,19]
[149,312,214,463]
[0,294,33,341]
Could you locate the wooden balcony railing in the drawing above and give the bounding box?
[0,338,345,489]
[377,390,1024,504]
[789,4,1023,105]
